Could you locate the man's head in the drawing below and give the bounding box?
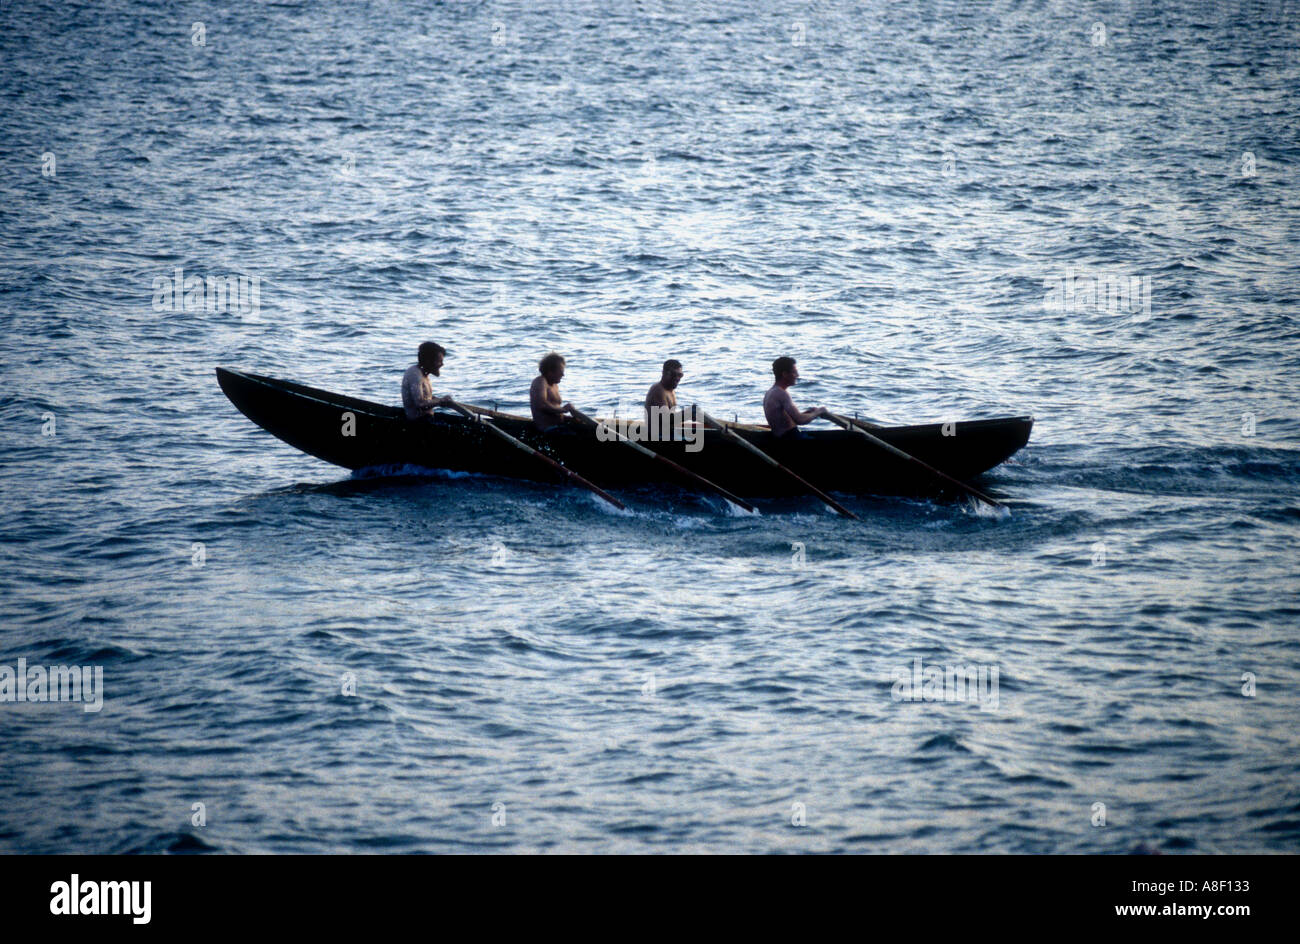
[539,352,566,383]
[418,341,446,376]
[661,359,683,391]
[772,356,798,387]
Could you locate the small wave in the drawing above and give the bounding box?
[25,642,146,665]
[115,831,220,855]
[918,733,970,753]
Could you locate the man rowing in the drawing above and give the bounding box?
[644,359,683,417]
[402,341,452,420]
[643,358,692,441]
[530,351,576,432]
[763,356,827,439]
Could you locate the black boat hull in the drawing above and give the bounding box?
[216,368,1032,498]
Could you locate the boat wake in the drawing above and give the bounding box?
[351,463,479,481]
[968,498,1012,520]
[723,499,761,518]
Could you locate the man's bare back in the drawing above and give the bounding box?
[763,385,801,437]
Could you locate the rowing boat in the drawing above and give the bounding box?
[216,368,1032,498]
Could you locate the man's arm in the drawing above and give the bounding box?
[782,391,826,426]
[418,382,453,410]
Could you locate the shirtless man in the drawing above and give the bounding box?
[402,341,452,420]
[763,356,827,439]
[644,358,683,422]
[530,351,575,432]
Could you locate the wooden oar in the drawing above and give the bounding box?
[569,408,756,513]
[698,409,859,520]
[443,400,626,511]
[823,412,1004,509]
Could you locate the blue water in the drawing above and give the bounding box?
[2,0,1298,853]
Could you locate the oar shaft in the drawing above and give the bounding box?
[699,410,859,520]
[444,400,626,510]
[824,412,1004,508]
[570,409,756,513]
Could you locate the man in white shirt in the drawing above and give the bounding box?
[762,356,827,439]
[402,342,452,420]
